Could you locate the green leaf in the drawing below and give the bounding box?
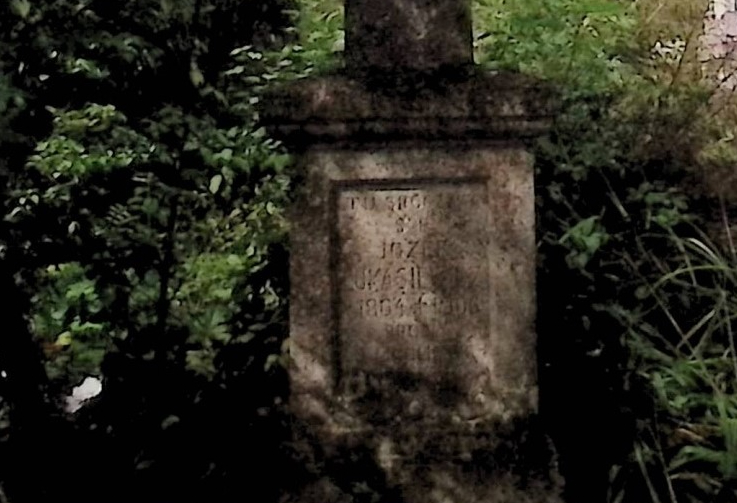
[209,174,223,194]
[56,331,72,347]
[10,0,31,18]
[264,353,281,371]
[189,61,205,87]
[161,415,180,430]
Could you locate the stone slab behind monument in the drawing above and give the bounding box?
[261,1,561,501]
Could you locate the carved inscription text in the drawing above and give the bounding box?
[336,181,491,381]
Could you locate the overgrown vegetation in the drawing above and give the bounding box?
[0,0,298,500]
[475,0,737,501]
[1,0,736,502]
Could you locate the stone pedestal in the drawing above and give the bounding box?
[261,1,560,500]
[262,71,561,502]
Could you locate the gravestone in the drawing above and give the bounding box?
[262,1,561,502]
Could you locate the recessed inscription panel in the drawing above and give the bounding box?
[336,181,490,386]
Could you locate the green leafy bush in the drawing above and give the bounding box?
[471,1,737,501]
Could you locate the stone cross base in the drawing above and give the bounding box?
[287,417,562,503]
[263,71,561,503]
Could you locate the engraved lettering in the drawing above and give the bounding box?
[348,195,377,211]
[338,183,490,378]
[406,240,420,259]
[380,298,391,317]
[396,216,410,234]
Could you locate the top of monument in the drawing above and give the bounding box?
[259,0,559,144]
[344,0,473,73]
[261,71,557,144]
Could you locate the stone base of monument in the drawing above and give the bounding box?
[268,139,563,503]
[285,415,563,503]
[263,54,561,503]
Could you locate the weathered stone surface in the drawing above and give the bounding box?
[263,1,561,500]
[284,412,562,503]
[290,146,537,428]
[261,72,555,143]
[344,0,472,72]
[283,144,562,502]
[337,182,490,383]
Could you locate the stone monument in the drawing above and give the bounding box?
[262,1,561,501]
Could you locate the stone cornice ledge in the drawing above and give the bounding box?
[260,70,558,144]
